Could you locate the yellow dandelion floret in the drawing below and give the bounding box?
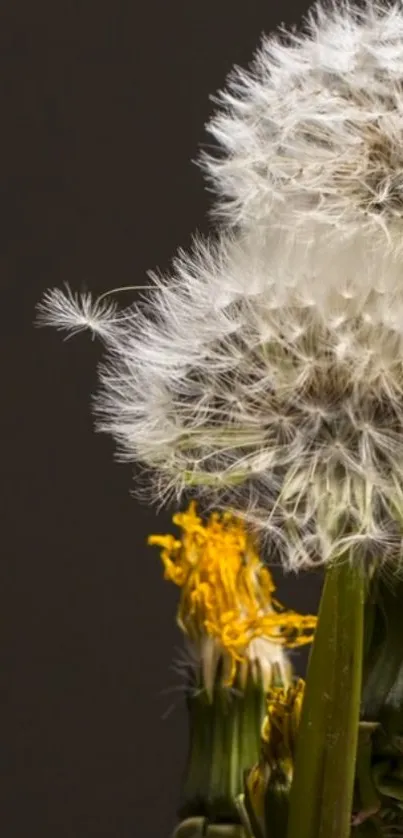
[148,502,316,683]
[261,678,305,773]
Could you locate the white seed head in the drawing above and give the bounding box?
[202,0,403,255]
[38,1,403,572]
[39,223,403,571]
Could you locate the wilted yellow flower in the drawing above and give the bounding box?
[148,502,316,693]
[261,678,305,779]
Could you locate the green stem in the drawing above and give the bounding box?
[287,558,365,838]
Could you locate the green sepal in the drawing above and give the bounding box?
[179,662,267,825]
[179,688,214,820]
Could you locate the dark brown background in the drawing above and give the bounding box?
[2,2,322,835]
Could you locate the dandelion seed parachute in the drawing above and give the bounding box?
[37,284,123,342]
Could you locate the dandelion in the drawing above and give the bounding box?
[36,3,403,574]
[36,3,403,835]
[150,503,315,832]
[148,501,316,696]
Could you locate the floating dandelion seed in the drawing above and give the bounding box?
[149,504,313,827]
[37,284,122,342]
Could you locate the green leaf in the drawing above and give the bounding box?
[362,577,403,723]
[352,722,381,827]
[286,558,365,838]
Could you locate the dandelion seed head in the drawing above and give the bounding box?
[79,226,403,571]
[39,1,403,573]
